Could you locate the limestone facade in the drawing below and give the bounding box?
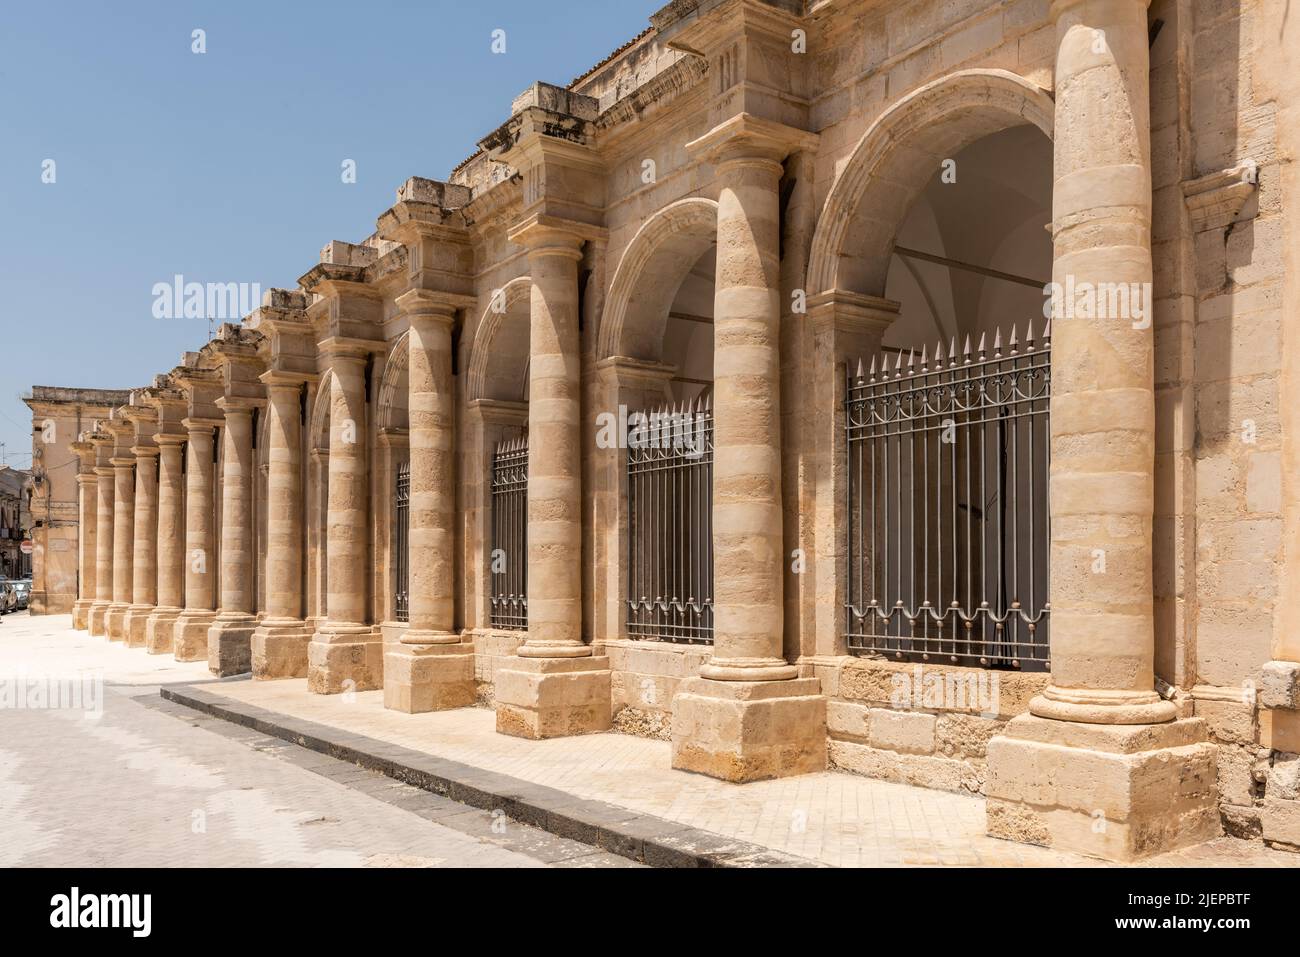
[31,0,1300,861]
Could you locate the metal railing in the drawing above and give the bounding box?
[626,396,714,643]
[490,436,528,631]
[845,322,1051,669]
[394,460,409,623]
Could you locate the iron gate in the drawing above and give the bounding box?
[394,460,409,623]
[490,436,528,630]
[845,322,1051,669]
[626,397,714,643]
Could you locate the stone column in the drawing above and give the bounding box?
[985,0,1217,861]
[386,291,476,713]
[207,403,257,675]
[668,116,825,782]
[252,378,313,678]
[307,350,381,693]
[123,447,158,646]
[88,455,114,636]
[173,423,217,660]
[71,449,98,630]
[145,437,186,654]
[105,451,136,641]
[494,219,612,739]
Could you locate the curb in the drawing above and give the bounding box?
[160,683,824,869]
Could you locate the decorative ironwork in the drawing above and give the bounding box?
[845,322,1052,669]
[394,460,409,623]
[626,396,714,643]
[490,436,528,631]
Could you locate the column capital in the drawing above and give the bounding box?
[130,446,160,459]
[508,213,605,259]
[154,433,189,448]
[109,456,136,469]
[466,398,529,427]
[395,287,473,322]
[181,417,220,436]
[215,396,259,416]
[686,113,818,167]
[806,290,900,335]
[317,336,378,364]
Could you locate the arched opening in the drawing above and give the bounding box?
[597,198,718,644]
[376,333,410,625]
[466,277,531,633]
[808,70,1055,670]
[306,370,333,623]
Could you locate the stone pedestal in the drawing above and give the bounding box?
[308,625,383,694]
[385,641,478,714]
[986,715,1219,860]
[252,619,314,679]
[495,656,613,739]
[144,607,182,655]
[671,676,827,782]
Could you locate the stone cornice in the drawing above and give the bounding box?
[1183,162,1258,233]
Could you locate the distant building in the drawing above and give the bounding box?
[0,465,32,579]
[22,386,132,613]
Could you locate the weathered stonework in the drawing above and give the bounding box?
[31,0,1299,863]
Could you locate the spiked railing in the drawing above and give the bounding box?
[394,460,410,623]
[626,394,714,644]
[490,436,529,631]
[845,320,1052,669]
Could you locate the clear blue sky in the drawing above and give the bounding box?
[0,0,654,467]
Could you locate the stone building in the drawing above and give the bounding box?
[22,386,133,613]
[31,0,1300,861]
[0,465,33,580]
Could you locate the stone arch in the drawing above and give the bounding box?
[309,368,334,453]
[467,276,532,403]
[806,69,1054,298]
[597,197,719,363]
[376,331,409,432]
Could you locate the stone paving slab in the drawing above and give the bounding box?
[162,683,817,867]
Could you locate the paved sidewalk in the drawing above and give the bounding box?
[0,613,634,868]
[7,613,1299,868]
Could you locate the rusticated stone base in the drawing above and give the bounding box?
[88,602,110,636]
[207,615,257,676]
[144,607,182,655]
[985,714,1221,861]
[173,612,216,662]
[384,641,477,714]
[307,627,383,694]
[123,605,154,648]
[72,599,94,631]
[251,621,312,680]
[105,603,129,641]
[495,655,612,739]
[671,676,827,783]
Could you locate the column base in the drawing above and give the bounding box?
[495,655,612,739]
[72,599,94,630]
[123,604,155,648]
[384,638,477,714]
[985,714,1221,862]
[207,613,257,676]
[670,676,827,783]
[173,610,216,661]
[88,601,111,636]
[105,602,130,641]
[144,607,183,655]
[307,624,382,694]
[251,619,313,680]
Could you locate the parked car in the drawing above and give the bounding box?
[0,579,15,615]
[11,579,31,610]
